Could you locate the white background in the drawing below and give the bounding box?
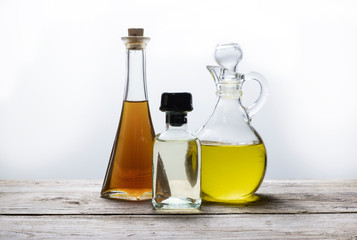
[1,0,357,179]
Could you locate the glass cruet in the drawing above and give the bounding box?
[196,43,268,203]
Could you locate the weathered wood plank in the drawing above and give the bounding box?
[1,214,356,239]
[1,180,356,215]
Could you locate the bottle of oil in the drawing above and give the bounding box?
[196,43,268,203]
[101,28,155,201]
[152,93,201,210]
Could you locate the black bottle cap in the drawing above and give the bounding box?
[160,92,193,112]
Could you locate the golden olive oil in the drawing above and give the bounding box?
[201,143,266,203]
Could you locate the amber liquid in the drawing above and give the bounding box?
[101,100,155,201]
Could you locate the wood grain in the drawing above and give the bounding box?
[1,214,357,239]
[1,180,356,215]
[0,180,356,239]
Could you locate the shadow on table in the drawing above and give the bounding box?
[202,194,278,208]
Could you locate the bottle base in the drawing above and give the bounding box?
[153,197,201,210]
[101,189,152,201]
[202,193,260,204]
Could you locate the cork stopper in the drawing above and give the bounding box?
[122,28,149,50]
[128,28,144,37]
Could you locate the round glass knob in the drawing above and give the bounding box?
[214,43,243,72]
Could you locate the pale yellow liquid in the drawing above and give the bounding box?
[201,143,266,203]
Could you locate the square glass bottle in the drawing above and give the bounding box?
[152,93,201,210]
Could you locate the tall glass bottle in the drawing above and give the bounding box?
[196,43,268,203]
[101,28,155,201]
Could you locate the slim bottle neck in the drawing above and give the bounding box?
[124,49,148,101]
[216,97,242,108]
[216,82,242,99]
[165,112,188,130]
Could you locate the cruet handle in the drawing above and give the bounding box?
[240,71,268,121]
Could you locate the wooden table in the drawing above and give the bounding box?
[0,180,356,239]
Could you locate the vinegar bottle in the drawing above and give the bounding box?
[101,28,155,201]
[152,93,201,210]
